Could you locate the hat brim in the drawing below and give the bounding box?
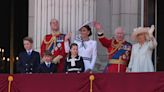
[131,27,150,41]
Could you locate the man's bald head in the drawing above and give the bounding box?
[114,27,125,35]
[114,27,125,41]
[50,19,59,24]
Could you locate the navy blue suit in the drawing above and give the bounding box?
[16,51,40,73]
[38,62,57,73]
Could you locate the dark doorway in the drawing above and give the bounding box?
[145,0,164,71]
[144,0,158,70]
[0,0,11,73]
[0,0,28,73]
[157,0,164,71]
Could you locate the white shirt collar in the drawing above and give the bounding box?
[45,61,51,65]
[26,49,33,53]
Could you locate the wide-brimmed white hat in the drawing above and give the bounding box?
[131,27,150,41]
[78,21,94,30]
[77,20,94,37]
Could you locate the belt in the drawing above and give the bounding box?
[109,59,126,65]
[83,57,92,61]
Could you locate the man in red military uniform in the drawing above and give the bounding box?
[94,22,132,72]
[41,19,70,73]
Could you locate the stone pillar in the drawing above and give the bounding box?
[95,0,112,72]
[28,0,35,42]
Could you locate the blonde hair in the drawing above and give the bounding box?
[136,32,150,42]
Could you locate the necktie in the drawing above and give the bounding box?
[47,64,50,68]
[27,52,31,55]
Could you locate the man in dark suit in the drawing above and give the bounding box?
[16,37,40,74]
[38,50,57,73]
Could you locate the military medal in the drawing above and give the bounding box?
[57,43,61,48]
[122,54,126,59]
[125,51,129,55]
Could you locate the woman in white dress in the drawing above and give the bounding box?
[74,24,97,72]
[127,25,157,72]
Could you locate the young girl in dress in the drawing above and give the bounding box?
[64,43,85,73]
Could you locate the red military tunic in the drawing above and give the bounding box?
[41,33,67,72]
[98,36,132,73]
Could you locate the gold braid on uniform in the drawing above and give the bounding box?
[43,35,56,45]
[109,39,124,55]
[43,35,57,49]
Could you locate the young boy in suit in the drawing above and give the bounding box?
[38,50,57,73]
[16,37,40,74]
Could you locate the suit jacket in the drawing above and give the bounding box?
[38,62,57,73]
[16,50,40,73]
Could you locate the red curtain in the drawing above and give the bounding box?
[0,74,8,92]
[93,72,164,92]
[0,72,164,92]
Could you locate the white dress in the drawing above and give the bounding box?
[128,38,157,72]
[74,38,97,71]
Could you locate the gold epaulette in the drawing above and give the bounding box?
[43,35,56,44]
